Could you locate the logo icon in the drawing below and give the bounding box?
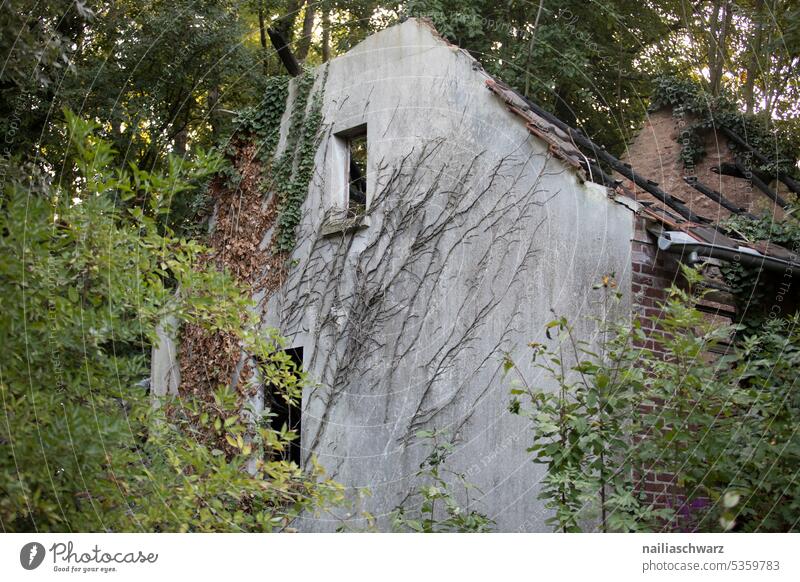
[20,542,46,570]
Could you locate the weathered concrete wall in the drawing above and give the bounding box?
[258,19,636,531]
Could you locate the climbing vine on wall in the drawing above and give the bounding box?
[178,70,326,409]
[273,70,327,252]
[234,70,327,254]
[236,75,291,163]
[650,76,799,176]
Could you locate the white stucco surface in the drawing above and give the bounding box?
[255,19,636,531]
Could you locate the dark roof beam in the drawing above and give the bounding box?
[720,126,800,195]
[519,96,706,224]
[731,160,790,209]
[683,177,756,218]
[712,162,771,184]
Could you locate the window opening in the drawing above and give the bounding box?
[345,129,367,217]
[265,346,303,466]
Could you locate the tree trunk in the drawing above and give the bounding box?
[207,84,221,143]
[258,2,269,75]
[523,0,545,96]
[743,0,764,113]
[321,3,331,63]
[274,0,302,44]
[173,128,188,157]
[706,0,723,95]
[706,1,721,70]
[296,0,316,62]
[715,2,734,93]
[267,27,302,77]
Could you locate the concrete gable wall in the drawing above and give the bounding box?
[257,19,635,531]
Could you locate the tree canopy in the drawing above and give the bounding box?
[4,1,799,167]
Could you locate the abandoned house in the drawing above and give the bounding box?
[150,18,799,532]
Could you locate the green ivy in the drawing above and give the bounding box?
[236,75,291,162]
[233,70,326,254]
[650,76,799,177]
[272,70,326,253]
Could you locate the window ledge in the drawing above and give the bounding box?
[321,214,370,237]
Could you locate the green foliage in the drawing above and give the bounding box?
[232,70,324,254]
[2,1,262,166]
[402,0,674,153]
[391,430,494,532]
[637,276,800,532]
[651,75,800,176]
[0,0,91,157]
[721,318,800,532]
[511,271,800,532]
[0,1,274,241]
[0,112,342,531]
[111,385,343,532]
[507,281,670,532]
[720,207,800,328]
[236,75,292,161]
[717,261,770,332]
[725,211,800,249]
[271,71,326,253]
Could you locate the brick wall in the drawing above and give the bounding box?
[631,214,679,358]
[620,107,781,531]
[620,108,788,221]
[630,213,711,530]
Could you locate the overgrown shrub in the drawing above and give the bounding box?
[509,270,800,532]
[391,430,494,533]
[0,111,342,532]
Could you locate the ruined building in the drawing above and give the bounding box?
[151,18,798,531]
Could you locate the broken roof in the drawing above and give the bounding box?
[478,55,799,273]
[297,17,797,273]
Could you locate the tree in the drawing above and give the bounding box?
[0,112,342,531]
[402,0,676,153]
[0,1,91,160]
[2,1,265,173]
[644,1,800,123]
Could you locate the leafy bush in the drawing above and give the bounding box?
[0,111,342,532]
[391,430,493,533]
[510,270,800,532]
[719,207,800,331]
[507,279,670,532]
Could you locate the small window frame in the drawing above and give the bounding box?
[333,123,368,218]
